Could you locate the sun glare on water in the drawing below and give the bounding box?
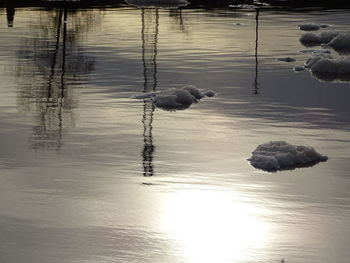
[162,188,271,263]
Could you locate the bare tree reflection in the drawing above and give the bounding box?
[6,3,15,27]
[253,8,259,95]
[141,8,159,176]
[15,8,97,151]
[169,9,186,33]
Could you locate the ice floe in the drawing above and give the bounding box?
[125,0,189,8]
[305,54,350,82]
[300,30,350,54]
[248,141,328,172]
[132,85,216,111]
[298,23,321,31]
[326,32,350,54]
[299,31,340,46]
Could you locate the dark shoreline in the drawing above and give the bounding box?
[0,0,349,9]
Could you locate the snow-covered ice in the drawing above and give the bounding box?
[306,55,350,82]
[248,141,328,172]
[300,30,350,54]
[299,31,339,46]
[326,32,350,54]
[132,85,216,111]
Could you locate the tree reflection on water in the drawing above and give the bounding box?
[15,8,98,151]
[140,8,159,177]
[138,6,187,176]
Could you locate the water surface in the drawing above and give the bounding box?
[1,4,350,263]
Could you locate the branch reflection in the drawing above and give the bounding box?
[6,3,15,27]
[15,8,98,151]
[141,8,159,177]
[253,8,259,95]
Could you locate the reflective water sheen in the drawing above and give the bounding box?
[1,4,350,263]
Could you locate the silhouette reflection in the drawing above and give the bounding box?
[253,8,259,95]
[141,8,159,176]
[6,3,15,27]
[15,8,97,150]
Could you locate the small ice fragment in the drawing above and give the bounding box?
[248,141,328,172]
[293,66,305,72]
[203,90,216,97]
[298,23,320,31]
[320,24,330,28]
[277,57,296,62]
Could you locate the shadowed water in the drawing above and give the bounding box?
[1,2,350,263]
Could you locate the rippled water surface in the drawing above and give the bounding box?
[1,3,350,263]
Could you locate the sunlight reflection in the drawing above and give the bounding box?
[163,189,271,263]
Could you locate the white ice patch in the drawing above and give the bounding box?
[125,0,188,8]
[298,23,321,31]
[248,141,328,172]
[299,31,339,46]
[132,85,216,111]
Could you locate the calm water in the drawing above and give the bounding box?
[1,3,350,263]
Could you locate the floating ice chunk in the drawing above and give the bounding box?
[298,23,320,31]
[307,55,350,82]
[277,57,296,62]
[125,0,188,8]
[182,85,204,101]
[326,32,350,54]
[154,89,194,110]
[203,90,216,97]
[293,66,305,72]
[132,86,215,111]
[299,31,339,46]
[320,24,330,28]
[304,53,333,69]
[248,141,328,172]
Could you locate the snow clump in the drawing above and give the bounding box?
[132,85,216,111]
[248,141,328,172]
